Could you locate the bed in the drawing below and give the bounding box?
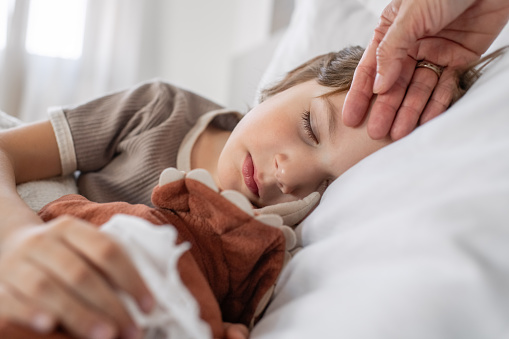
[2,0,509,338]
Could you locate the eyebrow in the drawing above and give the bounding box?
[321,96,337,141]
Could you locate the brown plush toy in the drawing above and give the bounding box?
[0,168,294,339]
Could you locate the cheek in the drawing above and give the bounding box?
[216,139,240,191]
[238,110,268,131]
[326,129,390,178]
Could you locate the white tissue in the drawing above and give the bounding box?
[101,214,211,339]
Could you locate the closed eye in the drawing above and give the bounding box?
[301,110,318,144]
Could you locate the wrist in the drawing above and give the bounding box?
[0,200,44,246]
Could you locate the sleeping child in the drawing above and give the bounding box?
[0,45,502,339]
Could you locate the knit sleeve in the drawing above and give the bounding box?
[62,81,182,172]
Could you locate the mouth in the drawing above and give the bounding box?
[242,153,259,197]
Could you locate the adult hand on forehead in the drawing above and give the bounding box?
[342,0,509,140]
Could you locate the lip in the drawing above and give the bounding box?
[242,154,259,197]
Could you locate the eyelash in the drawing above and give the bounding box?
[301,110,333,193]
[301,110,318,144]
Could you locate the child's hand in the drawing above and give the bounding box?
[0,215,154,339]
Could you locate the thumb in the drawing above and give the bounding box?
[255,191,320,226]
[373,1,422,93]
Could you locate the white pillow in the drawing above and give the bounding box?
[251,0,509,337]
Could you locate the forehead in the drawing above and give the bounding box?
[266,80,345,114]
[316,93,346,138]
[274,81,348,141]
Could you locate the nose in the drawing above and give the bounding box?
[275,165,293,194]
[275,153,315,195]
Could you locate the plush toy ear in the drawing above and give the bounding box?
[254,191,321,226]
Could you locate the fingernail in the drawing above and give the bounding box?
[141,295,155,312]
[373,73,384,93]
[90,323,115,339]
[32,313,52,333]
[123,325,142,339]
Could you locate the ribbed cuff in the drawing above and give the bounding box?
[48,107,77,175]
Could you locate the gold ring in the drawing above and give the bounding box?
[416,60,444,78]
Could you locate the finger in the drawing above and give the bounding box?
[224,322,250,339]
[372,0,411,94]
[27,236,140,339]
[4,261,117,339]
[420,69,457,124]
[54,217,155,313]
[367,56,417,139]
[342,38,377,127]
[0,284,55,334]
[390,66,439,140]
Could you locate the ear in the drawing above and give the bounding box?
[254,192,321,226]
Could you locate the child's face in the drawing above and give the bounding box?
[217,80,392,207]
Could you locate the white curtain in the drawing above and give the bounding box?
[0,0,161,122]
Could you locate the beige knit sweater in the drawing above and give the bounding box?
[49,80,241,206]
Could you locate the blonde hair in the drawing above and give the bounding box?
[260,45,507,106]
